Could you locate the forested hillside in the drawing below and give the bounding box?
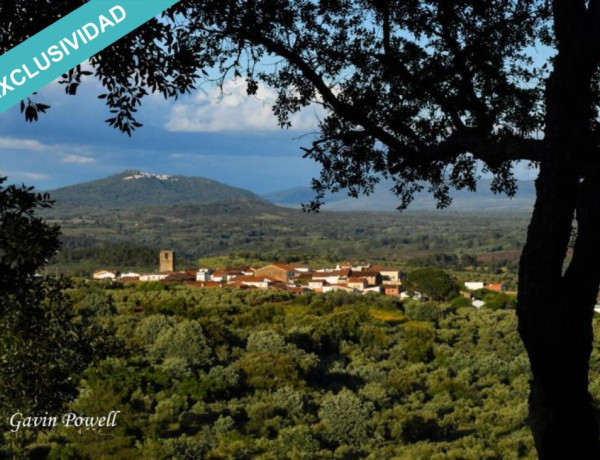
[47,171,263,208]
[35,172,534,275]
[5,284,578,458]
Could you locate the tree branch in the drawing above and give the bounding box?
[247,32,425,152]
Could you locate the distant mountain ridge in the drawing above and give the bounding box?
[46,171,536,212]
[263,179,537,211]
[47,170,264,207]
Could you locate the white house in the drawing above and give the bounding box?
[93,270,117,280]
[336,261,371,271]
[196,268,212,282]
[291,264,312,273]
[372,266,403,284]
[465,282,485,290]
[139,273,169,282]
[229,276,273,289]
[472,300,485,309]
[308,280,327,291]
[119,272,140,279]
[312,270,350,285]
[210,271,231,282]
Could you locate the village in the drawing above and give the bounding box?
[92,250,508,305]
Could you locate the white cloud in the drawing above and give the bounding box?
[0,135,97,165]
[23,172,50,180]
[164,79,322,133]
[61,154,97,164]
[0,137,46,150]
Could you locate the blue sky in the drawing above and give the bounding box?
[0,73,538,195]
[0,76,325,194]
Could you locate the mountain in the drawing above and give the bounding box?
[263,179,537,211]
[38,172,532,274]
[47,170,264,208]
[47,170,536,212]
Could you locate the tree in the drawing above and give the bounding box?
[318,388,374,447]
[404,268,460,301]
[3,1,600,457]
[0,178,92,426]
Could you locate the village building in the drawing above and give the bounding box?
[210,270,244,282]
[384,285,403,297]
[226,266,254,276]
[336,261,371,271]
[93,270,118,280]
[190,281,222,288]
[290,263,312,273]
[196,268,212,282]
[487,283,507,292]
[356,270,383,286]
[120,276,140,282]
[164,271,196,283]
[347,277,368,291]
[139,273,169,282]
[465,281,485,290]
[472,300,485,309]
[253,264,296,283]
[210,271,228,282]
[159,249,175,273]
[229,275,275,289]
[307,279,328,292]
[372,266,403,284]
[311,269,351,285]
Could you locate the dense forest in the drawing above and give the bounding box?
[5,279,597,458]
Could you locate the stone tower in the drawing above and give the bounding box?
[159,249,174,273]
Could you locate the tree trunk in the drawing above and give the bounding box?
[515,11,600,454]
[517,163,600,458]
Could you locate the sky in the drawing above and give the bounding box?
[0,76,326,194]
[0,71,539,195]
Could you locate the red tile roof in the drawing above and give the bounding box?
[189,281,222,288]
[357,271,382,277]
[348,277,368,283]
[371,266,402,272]
[313,269,351,277]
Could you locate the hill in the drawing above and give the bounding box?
[47,170,264,207]
[37,172,531,275]
[263,179,537,211]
